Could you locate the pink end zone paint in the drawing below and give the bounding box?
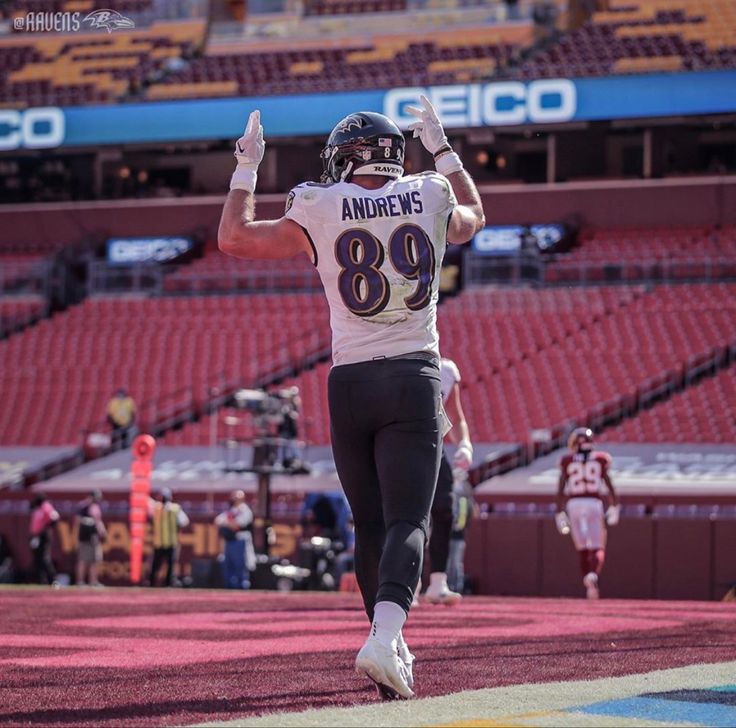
[0,589,734,727]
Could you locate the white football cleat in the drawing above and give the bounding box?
[425,584,462,606]
[355,636,415,700]
[425,572,462,606]
[583,572,600,600]
[396,631,415,690]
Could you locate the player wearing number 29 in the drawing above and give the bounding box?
[555,427,620,600]
[218,98,485,699]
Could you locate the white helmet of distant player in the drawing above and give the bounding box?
[320,111,405,183]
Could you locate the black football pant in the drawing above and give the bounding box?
[328,355,442,621]
[429,451,454,573]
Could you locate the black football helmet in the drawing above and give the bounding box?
[321,111,405,183]
[568,427,595,454]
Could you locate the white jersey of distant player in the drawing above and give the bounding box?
[285,172,457,366]
[439,357,460,404]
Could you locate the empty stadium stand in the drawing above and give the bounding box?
[438,282,735,445]
[159,282,736,448]
[0,19,205,106]
[4,1,154,15]
[147,25,532,101]
[544,225,736,283]
[602,363,736,444]
[0,293,330,446]
[304,0,408,15]
[162,242,320,294]
[513,0,736,79]
[4,0,734,107]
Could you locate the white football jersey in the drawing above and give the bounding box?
[285,172,457,366]
[439,357,461,403]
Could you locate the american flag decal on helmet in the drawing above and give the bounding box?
[378,138,392,147]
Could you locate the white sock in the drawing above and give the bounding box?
[371,601,406,648]
[429,572,448,591]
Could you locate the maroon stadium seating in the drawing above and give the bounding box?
[145,26,533,101]
[304,0,408,16]
[513,0,736,79]
[0,19,205,107]
[162,282,736,447]
[3,1,736,107]
[602,364,736,444]
[0,294,330,445]
[545,225,736,283]
[163,243,321,294]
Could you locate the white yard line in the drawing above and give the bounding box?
[193,660,736,728]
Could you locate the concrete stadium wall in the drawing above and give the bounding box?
[2,176,735,248]
[465,514,736,601]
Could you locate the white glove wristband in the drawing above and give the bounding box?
[435,151,463,176]
[230,165,257,193]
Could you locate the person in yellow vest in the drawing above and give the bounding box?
[148,487,189,587]
[106,388,137,446]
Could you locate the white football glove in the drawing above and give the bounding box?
[453,440,473,471]
[605,504,621,526]
[555,511,571,536]
[405,94,463,175]
[231,109,265,193]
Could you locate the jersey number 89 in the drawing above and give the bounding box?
[334,224,436,317]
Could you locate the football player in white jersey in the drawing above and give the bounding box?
[423,357,473,605]
[218,97,485,699]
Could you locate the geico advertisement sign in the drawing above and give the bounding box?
[386,80,576,128]
[0,107,65,150]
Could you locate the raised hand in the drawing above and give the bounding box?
[405,94,448,156]
[231,110,264,192]
[234,110,265,168]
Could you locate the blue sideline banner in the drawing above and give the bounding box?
[1,69,735,150]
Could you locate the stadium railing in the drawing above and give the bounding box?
[0,259,53,297]
[86,261,322,295]
[463,253,736,287]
